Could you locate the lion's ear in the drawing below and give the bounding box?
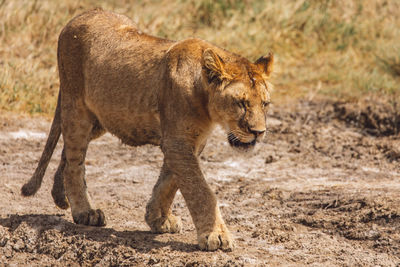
[203,48,232,82]
[255,52,274,77]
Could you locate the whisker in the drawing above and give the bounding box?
[227,130,257,151]
[230,129,253,141]
[230,130,247,139]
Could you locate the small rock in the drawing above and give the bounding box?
[265,155,275,164]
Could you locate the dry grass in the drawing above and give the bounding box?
[0,0,399,115]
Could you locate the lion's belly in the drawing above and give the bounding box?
[96,111,162,146]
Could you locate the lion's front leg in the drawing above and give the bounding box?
[145,164,182,233]
[164,150,234,251]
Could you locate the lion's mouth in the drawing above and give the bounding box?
[227,133,256,149]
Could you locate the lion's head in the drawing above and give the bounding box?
[202,48,273,150]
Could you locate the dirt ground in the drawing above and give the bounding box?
[0,100,399,266]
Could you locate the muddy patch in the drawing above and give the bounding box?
[333,98,400,136]
[0,101,399,266]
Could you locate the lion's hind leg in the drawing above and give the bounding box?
[61,105,106,226]
[145,163,182,233]
[51,122,105,210]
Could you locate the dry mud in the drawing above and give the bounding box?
[0,100,399,266]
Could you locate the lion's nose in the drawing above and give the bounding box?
[248,127,266,137]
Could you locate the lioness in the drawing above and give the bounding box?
[21,9,273,251]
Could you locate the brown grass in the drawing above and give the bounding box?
[0,0,399,115]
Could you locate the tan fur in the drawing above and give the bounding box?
[21,9,273,251]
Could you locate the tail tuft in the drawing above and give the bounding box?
[21,178,40,196]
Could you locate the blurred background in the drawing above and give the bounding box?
[0,0,399,115]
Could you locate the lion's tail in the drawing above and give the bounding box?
[21,93,62,196]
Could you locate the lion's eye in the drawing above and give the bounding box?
[262,101,270,108]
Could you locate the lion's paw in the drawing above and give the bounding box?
[73,209,106,227]
[149,214,182,234]
[198,226,234,251]
[51,189,69,210]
